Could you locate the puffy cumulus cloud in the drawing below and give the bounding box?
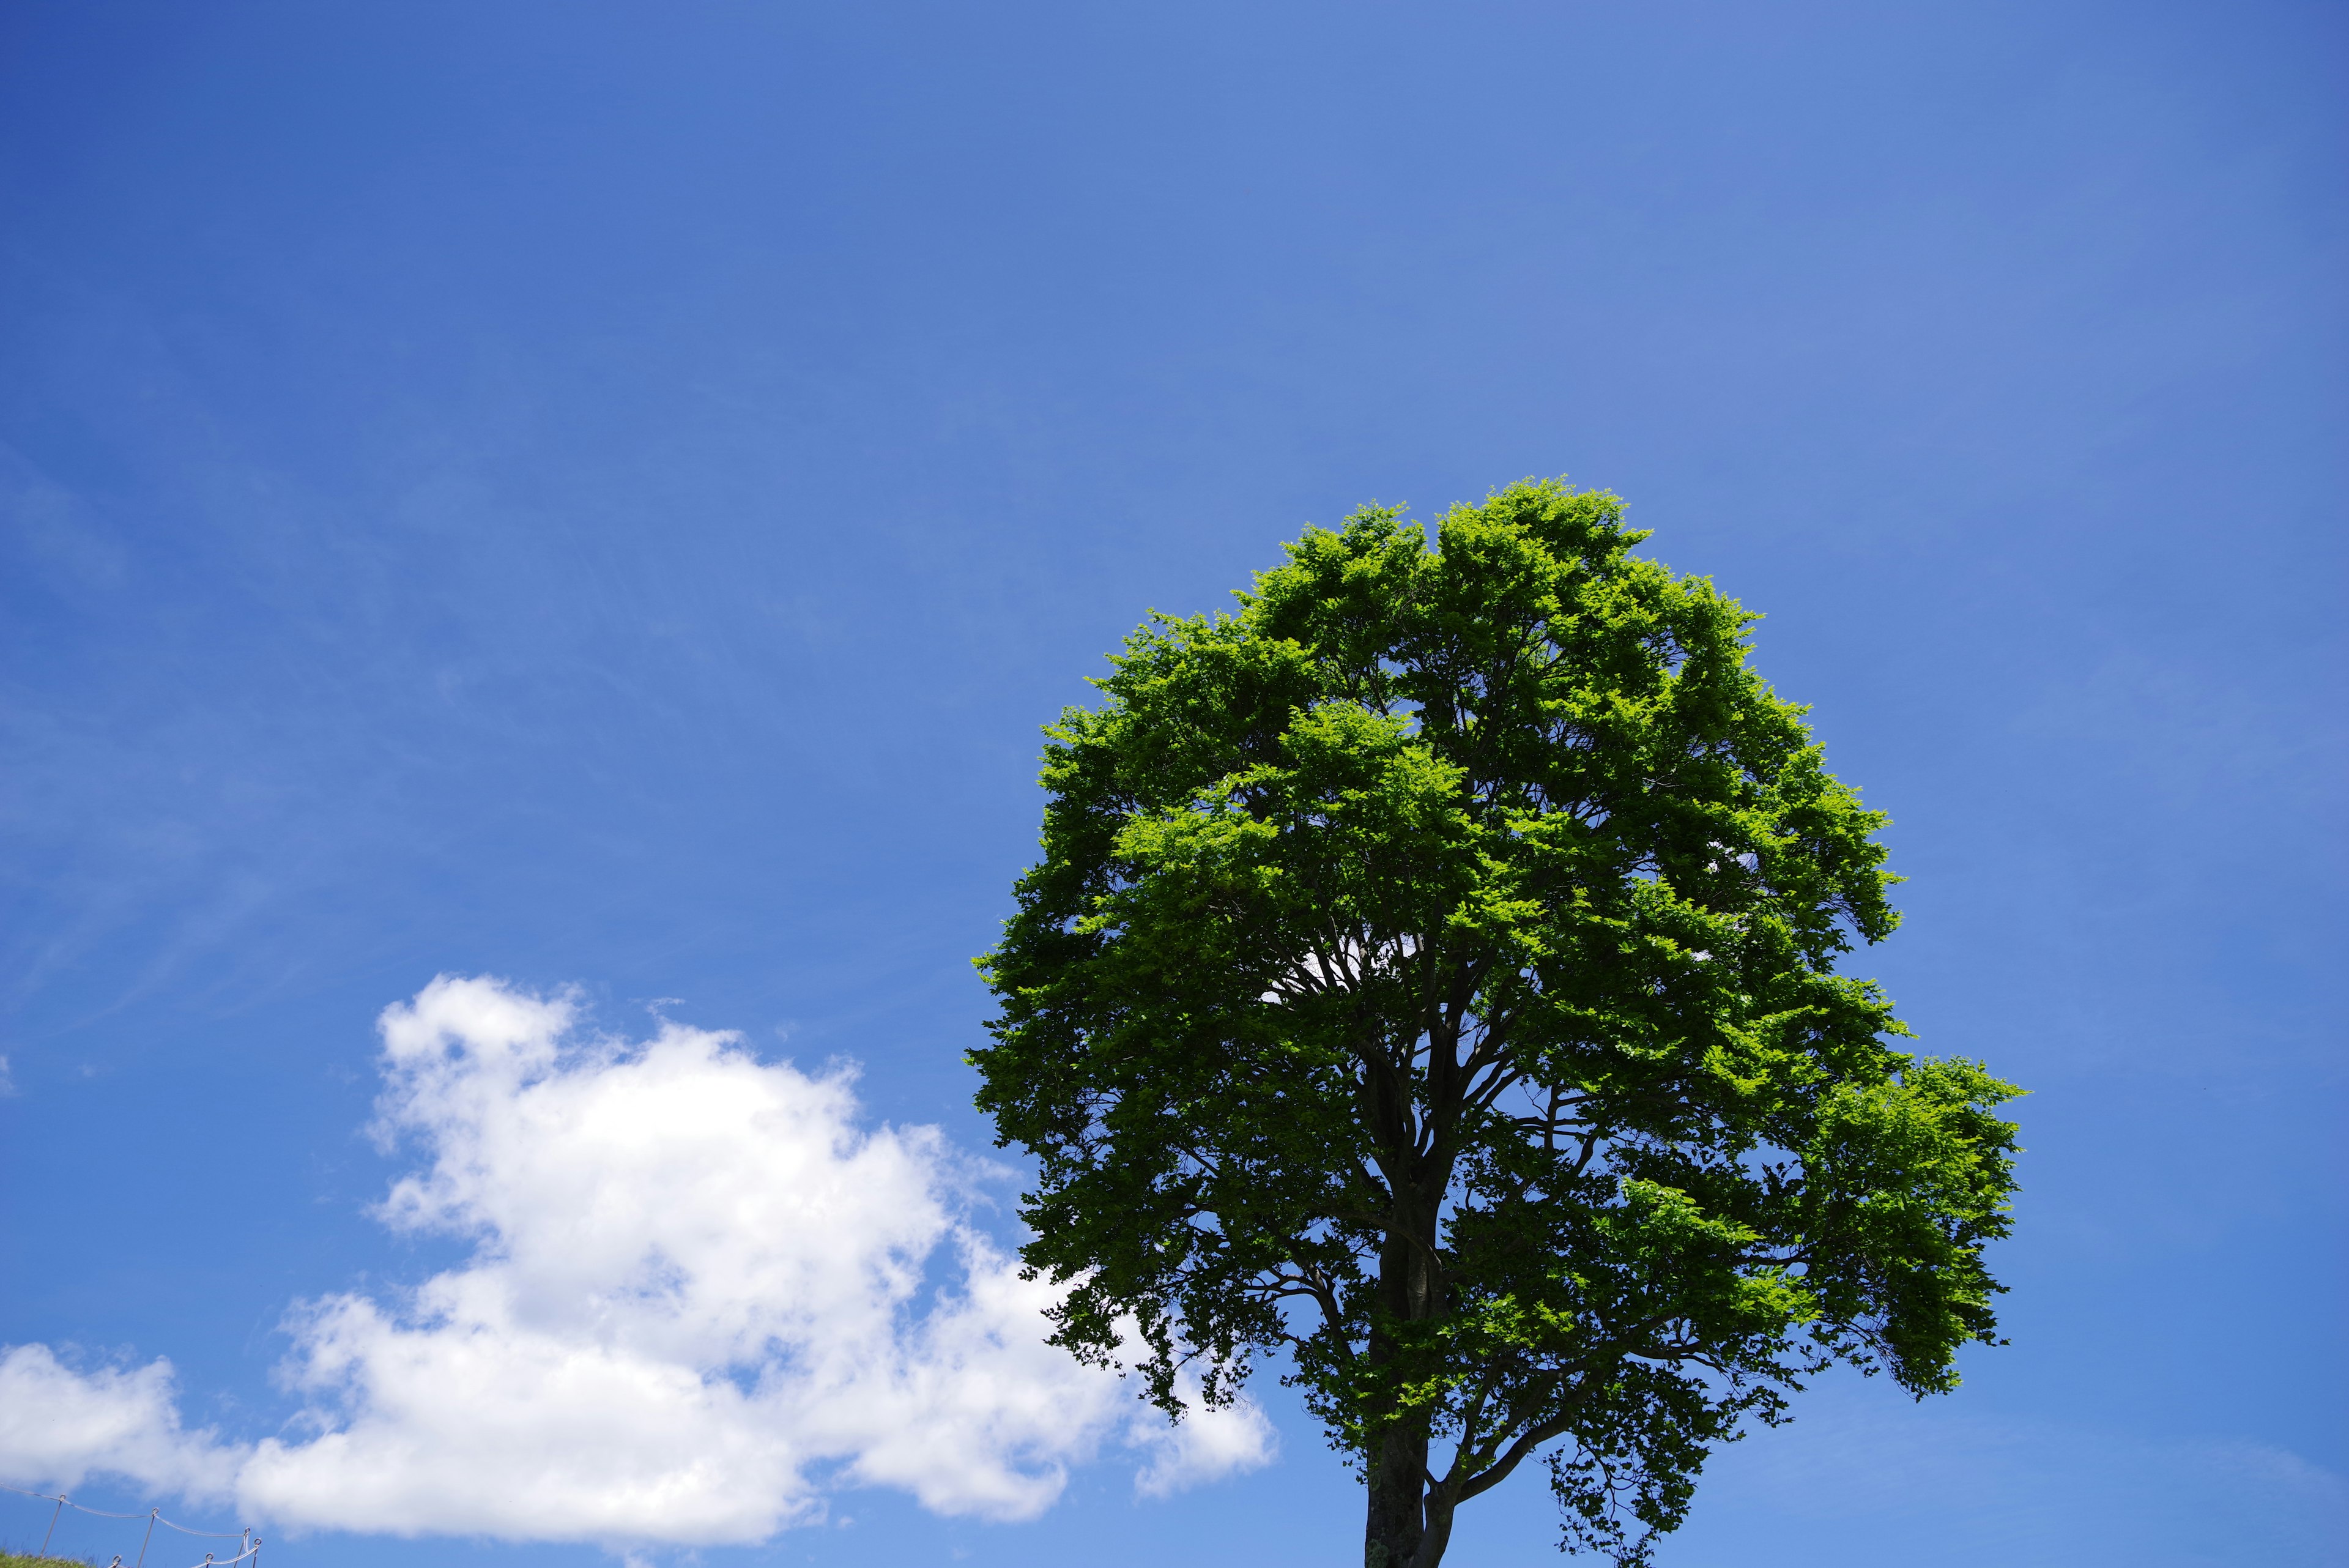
[6,976,1272,1545]
[0,1345,237,1496]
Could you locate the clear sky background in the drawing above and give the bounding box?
[2,4,2342,1566]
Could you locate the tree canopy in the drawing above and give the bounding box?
[972,479,2022,1568]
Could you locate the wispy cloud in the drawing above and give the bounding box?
[1,977,1271,1544]
[1677,1384,2348,1566]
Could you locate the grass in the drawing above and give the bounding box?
[2,1529,247,1566]
[5,1533,242,1567]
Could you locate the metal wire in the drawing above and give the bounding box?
[179,1545,261,1568]
[50,1497,158,1520]
[2,1482,255,1549]
[152,1512,247,1539]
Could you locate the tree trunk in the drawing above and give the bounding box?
[1417,1489,1458,1568]
[1364,1416,1430,1568]
[1364,1186,1453,1567]
[1364,1419,1463,1568]
[1361,1023,1458,1567]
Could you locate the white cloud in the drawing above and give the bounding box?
[0,1345,236,1497]
[2,976,1272,1545]
[0,1054,15,1096]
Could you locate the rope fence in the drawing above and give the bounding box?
[0,1483,260,1568]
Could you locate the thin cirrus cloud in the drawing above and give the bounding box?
[0,976,1272,1544]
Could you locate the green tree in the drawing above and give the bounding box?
[972,479,2021,1567]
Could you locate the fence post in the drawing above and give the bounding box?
[41,1495,64,1555]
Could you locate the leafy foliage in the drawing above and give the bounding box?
[973,480,2021,1566]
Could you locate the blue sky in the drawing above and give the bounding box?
[1,3,2342,1565]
